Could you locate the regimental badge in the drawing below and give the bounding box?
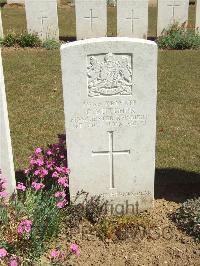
[87,53,133,97]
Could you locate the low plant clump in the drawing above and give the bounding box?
[0,135,80,265]
[157,22,200,50]
[0,32,60,49]
[172,197,200,242]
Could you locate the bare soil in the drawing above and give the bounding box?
[66,199,199,266]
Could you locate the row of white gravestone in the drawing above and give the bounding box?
[7,0,61,4]
[1,37,157,213]
[7,0,25,3]
[20,0,199,42]
[75,0,149,40]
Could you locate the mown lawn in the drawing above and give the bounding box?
[1,3,199,176]
[1,4,196,38]
[2,49,200,175]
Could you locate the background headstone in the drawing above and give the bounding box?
[75,0,107,40]
[25,0,59,41]
[0,10,3,38]
[196,0,200,31]
[108,0,116,6]
[0,50,16,194]
[7,0,25,4]
[117,0,149,39]
[61,38,157,213]
[157,0,189,36]
[8,0,61,4]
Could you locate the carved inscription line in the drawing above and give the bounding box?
[71,191,152,199]
[92,131,130,189]
[70,100,147,129]
[100,190,152,198]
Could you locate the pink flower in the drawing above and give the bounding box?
[56,167,62,173]
[35,147,42,154]
[70,243,80,256]
[24,169,29,174]
[55,191,66,198]
[0,248,8,257]
[40,168,48,177]
[30,158,36,165]
[50,249,61,258]
[18,219,32,235]
[46,162,53,169]
[16,183,26,191]
[34,169,40,176]
[56,167,70,174]
[52,171,59,178]
[47,150,52,156]
[10,259,18,266]
[31,182,45,191]
[35,159,44,166]
[0,191,8,198]
[57,177,68,187]
[56,199,68,209]
[62,167,70,174]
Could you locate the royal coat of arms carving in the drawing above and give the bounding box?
[87,53,133,97]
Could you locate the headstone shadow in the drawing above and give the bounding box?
[60,36,77,42]
[16,167,200,205]
[155,168,200,203]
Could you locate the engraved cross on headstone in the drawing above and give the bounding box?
[84,9,98,30]
[38,14,48,32]
[168,0,181,19]
[126,9,140,33]
[92,131,130,189]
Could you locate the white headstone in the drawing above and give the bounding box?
[196,0,200,31]
[0,10,3,39]
[108,0,116,6]
[61,38,157,213]
[8,0,61,4]
[0,50,16,194]
[117,0,148,39]
[157,0,189,36]
[7,0,25,4]
[25,0,59,41]
[75,0,107,40]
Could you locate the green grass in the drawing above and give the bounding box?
[2,49,200,175]
[157,50,200,173]
[2,49,65,169]
[1,5,196,38]
[1,4,199,175]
